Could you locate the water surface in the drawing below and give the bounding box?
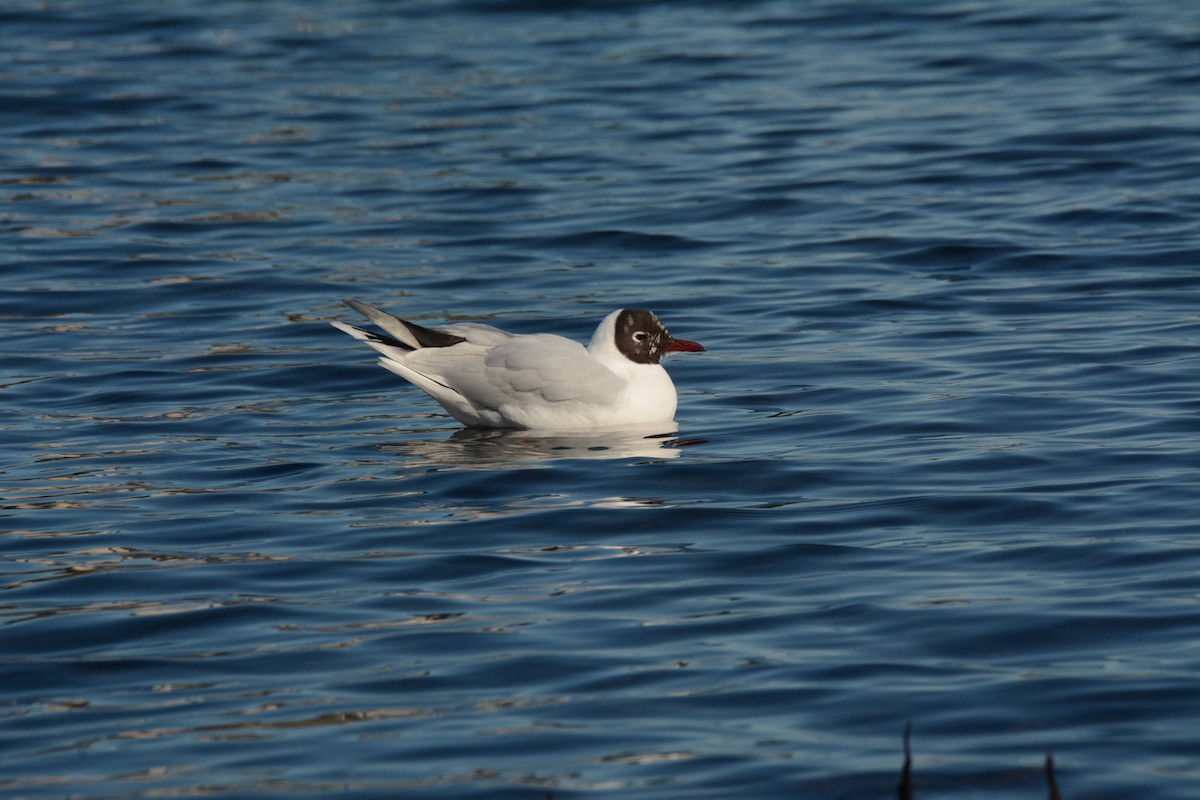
[2,1,1199,797]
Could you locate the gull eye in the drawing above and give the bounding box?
[633,331,649,343]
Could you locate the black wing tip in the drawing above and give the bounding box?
[410,321,467,348]
[339,298,467,349]
[344,323,412,351]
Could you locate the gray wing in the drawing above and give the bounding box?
[406,334,623,410]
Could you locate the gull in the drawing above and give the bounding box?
[331,299,704,429]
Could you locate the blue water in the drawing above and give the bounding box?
[2,1,1199,797]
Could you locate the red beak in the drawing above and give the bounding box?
[665,337,705,353]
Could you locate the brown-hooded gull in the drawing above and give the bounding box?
[331,299,704,429]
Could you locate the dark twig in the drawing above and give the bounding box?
[1046,753,1062,800]
[897,721,913,800]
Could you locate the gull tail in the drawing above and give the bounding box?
[329,319,414,364]
[331,301,465,402]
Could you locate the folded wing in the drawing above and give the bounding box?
[408,334,623,411]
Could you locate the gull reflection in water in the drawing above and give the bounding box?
[382,422,688,468]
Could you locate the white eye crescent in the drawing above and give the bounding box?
[633,331,649,342]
